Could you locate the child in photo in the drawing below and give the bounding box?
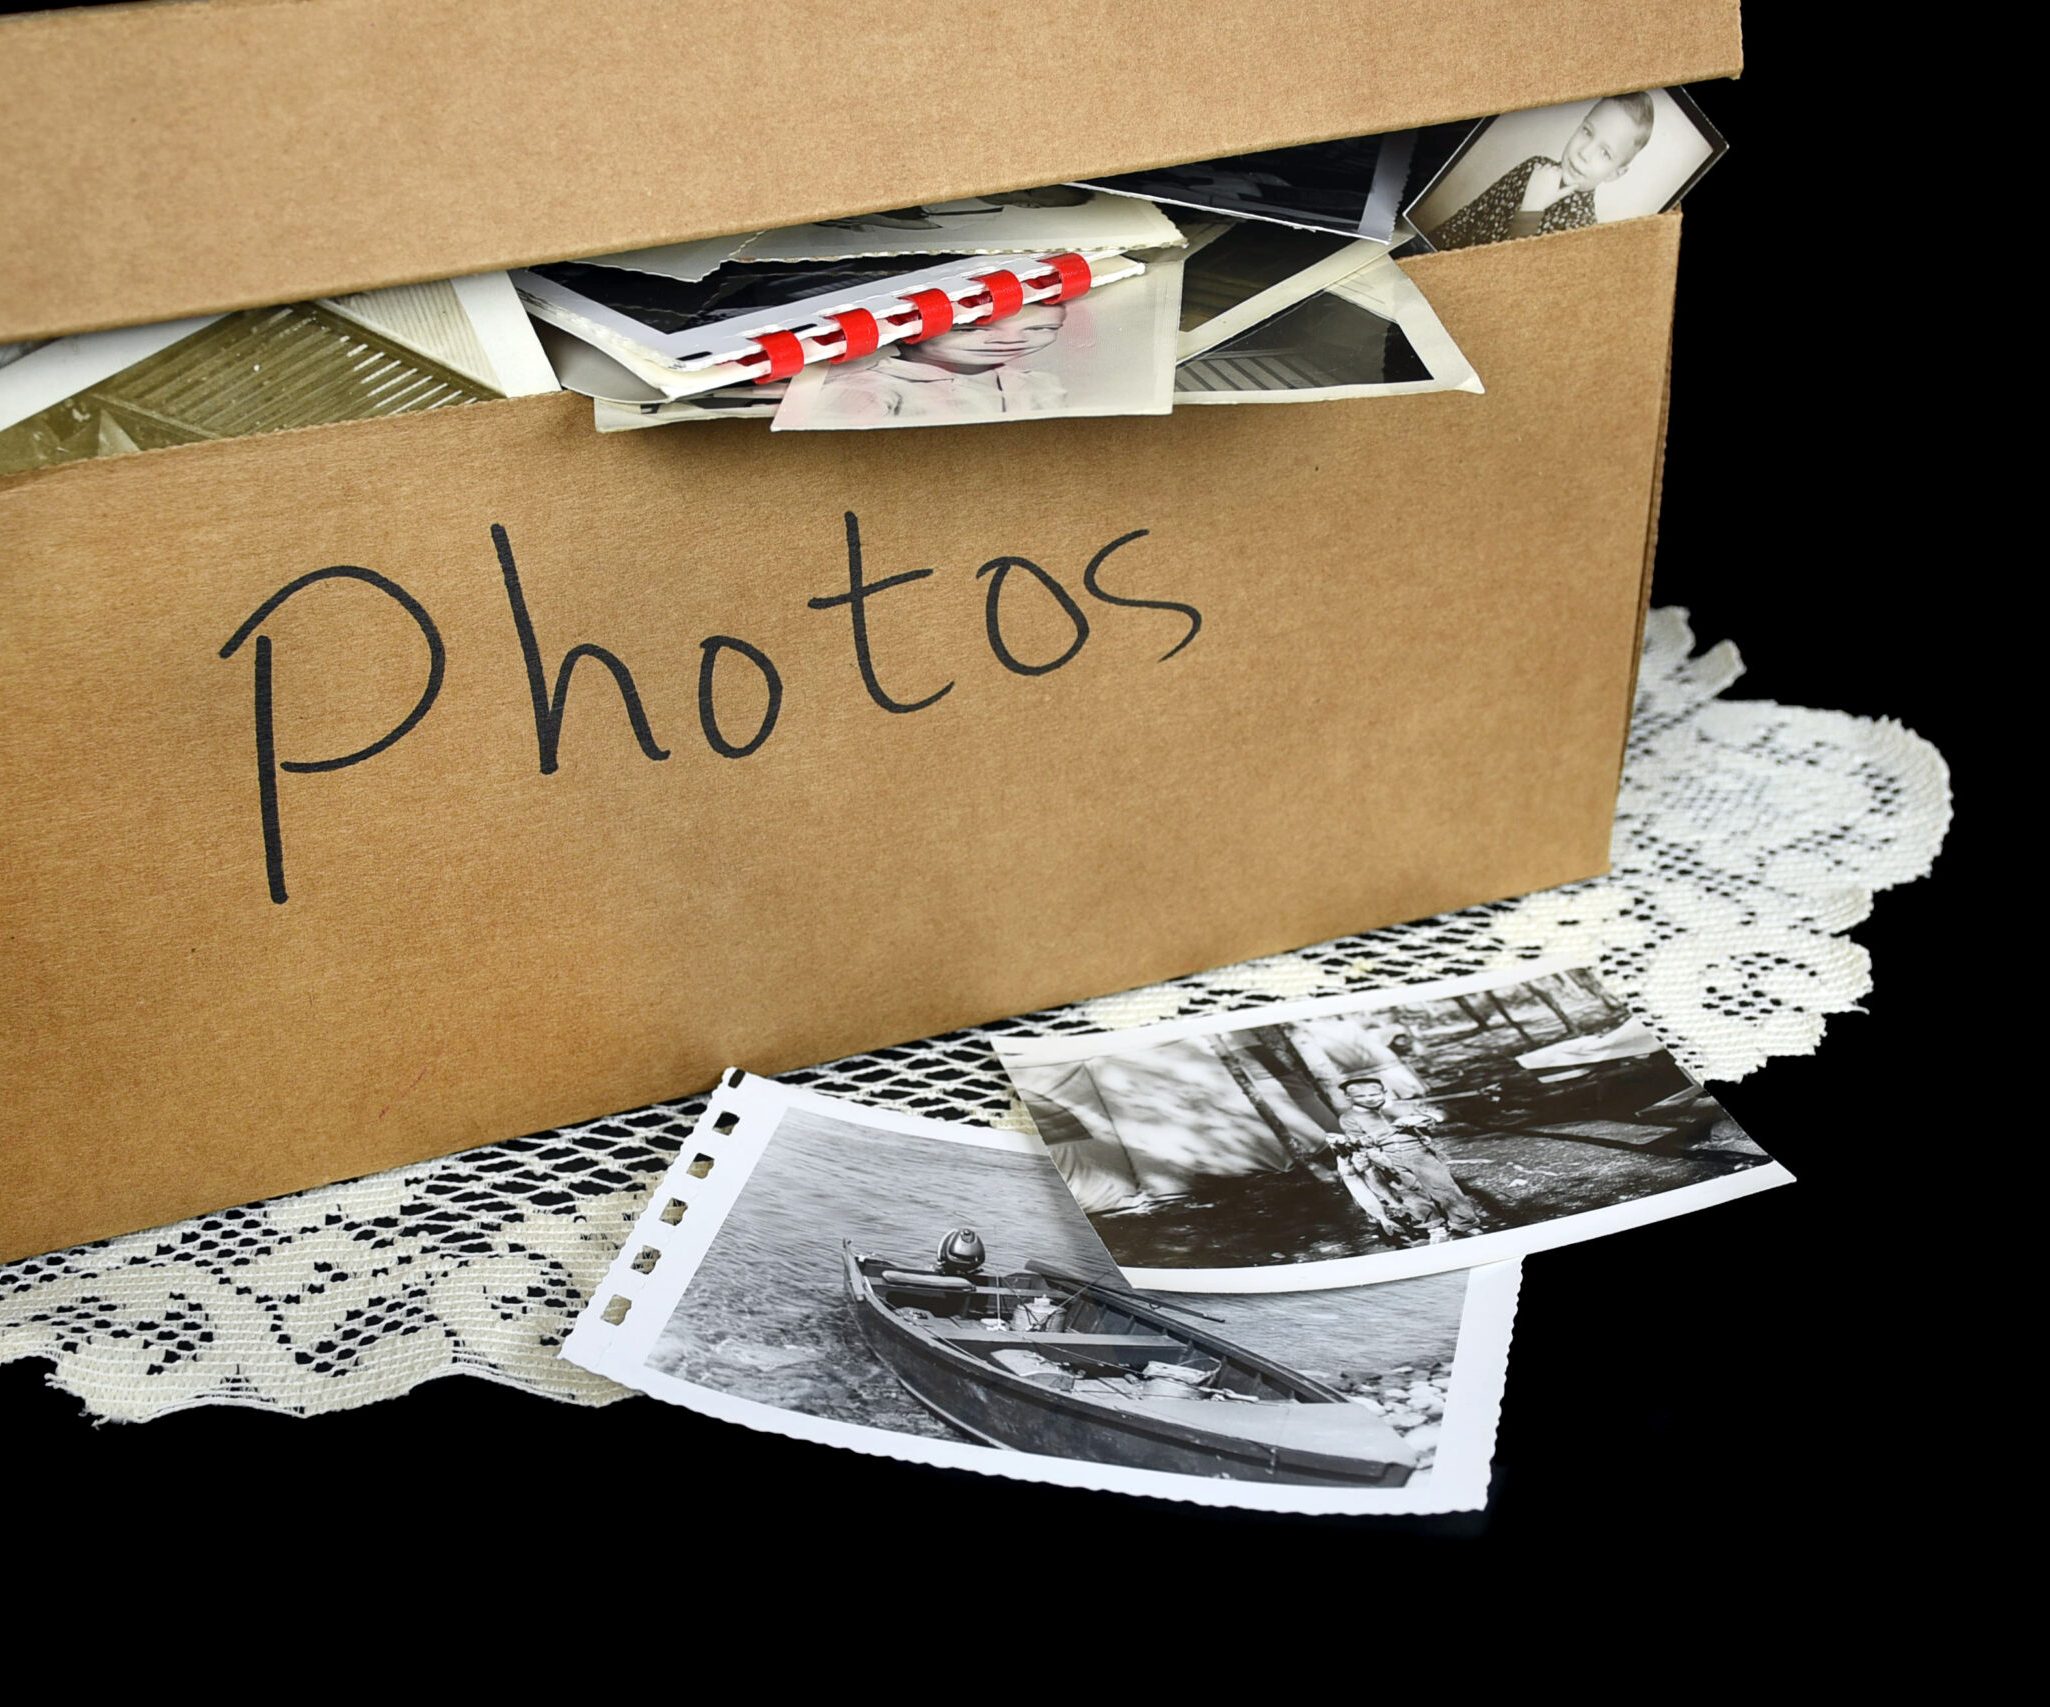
[804,304,1070,423]
[1333,1076,1482,1245]
[1426,92,1655,250]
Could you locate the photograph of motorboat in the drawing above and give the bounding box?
[620,1085,1496,1500]
[846,1240,1414,1486]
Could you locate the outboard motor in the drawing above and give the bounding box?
[936,1227,987,1275]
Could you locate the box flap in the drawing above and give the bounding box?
[1,0,1740,341]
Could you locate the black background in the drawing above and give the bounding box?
[3,9,1971,1594]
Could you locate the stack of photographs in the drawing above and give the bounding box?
[1,85,1727,464]
[523,81,1723,434]
[513,187,1169,412]
[564,961,1788,1514]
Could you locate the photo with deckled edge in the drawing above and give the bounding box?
[734,188,1183,264]
[1075,130,1415,244]
[560,1076,1520,1515]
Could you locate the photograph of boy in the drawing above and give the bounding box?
[1411,86,1726,252]
[774,260,1180,431]
[793,302,1071,423]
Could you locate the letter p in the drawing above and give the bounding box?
[219,566,445,904]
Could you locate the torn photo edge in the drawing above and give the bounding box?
[733,191,1184,264]
[572,233,759,284]
[1173,247,1483,404]
[1072,128,1416,244]
[992,957,1792,1293]
[561,1072,1521,1515]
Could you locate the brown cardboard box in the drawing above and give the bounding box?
[0,1,1740,1260]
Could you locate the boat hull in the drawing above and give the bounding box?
[845,1251,1412,1487]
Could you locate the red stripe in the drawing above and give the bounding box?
[901,288,957,343]
[1040,252,1093,303]
[749,329,806,383]
[826,307,880,363]
[975,268,1025,322]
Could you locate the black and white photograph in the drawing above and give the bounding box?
[571,233,757,285]
[562,1076,1520,1514]
[732,187,1181,262]
[1173,219,1386,358]
[1407,87,1727,252]
[1076,130,1417,244]
[995,962,1790,1291]
[770,257,1180,430]
[1174,249,1481,404]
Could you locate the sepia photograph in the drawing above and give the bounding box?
[1408,87,1727,251]
[1076,130,1417,243]
[734,187,1182,262]
[562,1076,1520,1515]
[771,257,1181,430]
[1174,250,1482,404]
[995,961,1790,1291]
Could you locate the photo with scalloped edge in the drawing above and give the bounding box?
[561,1076,1520,1515]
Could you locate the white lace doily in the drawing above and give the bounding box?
[1,610,1950,1421]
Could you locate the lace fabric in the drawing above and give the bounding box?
[0,610,1951,1421]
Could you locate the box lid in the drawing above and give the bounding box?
[0,0,1741,342]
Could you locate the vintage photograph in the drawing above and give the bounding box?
[734,187,1182,262]
[771,257,1180,430]
[562,1076,1520,1514]
[574,233,756,284]
[1174,251,1482,404]
[1076,130,1416,244]
[1173,220,1387,359]
[995,961,1790,1291]
[1408,87,1727,251]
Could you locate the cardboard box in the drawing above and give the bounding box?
[0,0,1741,1260]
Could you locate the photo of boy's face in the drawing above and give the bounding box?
[1559,99,1650,189]
[1346,1081,1390,1110]
[902,304,1066,371]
